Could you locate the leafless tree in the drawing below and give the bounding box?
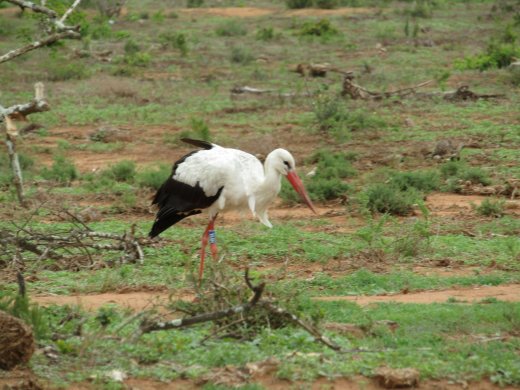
[0,0,83,206]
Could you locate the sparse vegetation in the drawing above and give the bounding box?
[1,1,519,388]
[475,198,505,218]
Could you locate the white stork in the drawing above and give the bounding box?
[149,138,316,281]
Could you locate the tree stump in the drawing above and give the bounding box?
[0,311,35,370]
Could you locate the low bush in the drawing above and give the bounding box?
[122,52,152,67]
[441,161,491,192]
[215,20,247,37]
[46,61,90,81]
[256,27,276,41]
[41,155,78,184]
[475,198,505,218]
[285,0,313,9]
[159,32,189,56]
[313,95,386,141]
[281,149,353,203]
[186,0,204,7]
[298,19,339,37]
[104,160,136,182]
[389,170,440,193]
[137,164,171,190]
[364,184,420,216]
[230,46,253,64]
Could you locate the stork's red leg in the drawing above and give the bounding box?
[199,215,218,283]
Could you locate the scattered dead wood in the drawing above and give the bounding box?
[341,74,434,99]
[341,74,504,101]
[230,86,313,99]
[1,1,83,207]
[140,269,343,352]
[0,210,145,271]
[0,311,35,370]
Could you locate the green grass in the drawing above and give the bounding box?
[1,1,519,387]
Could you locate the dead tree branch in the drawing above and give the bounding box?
[230,86,314,99]
[0,31,80,64]
[1,1,83,206]
[139,270,344,352]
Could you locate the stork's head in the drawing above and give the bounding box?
[267,149,316,214]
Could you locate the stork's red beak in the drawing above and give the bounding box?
[286,171,317,214]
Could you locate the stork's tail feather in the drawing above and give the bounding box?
[181,138,213,150]
[149,210,201,238]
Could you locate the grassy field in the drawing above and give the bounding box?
[0,0,519,389]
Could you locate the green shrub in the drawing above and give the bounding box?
[475,198,505,218]
[41,155,78,184]
[159,32,189,56]
[104,160,136,182]
[123,52,152,67]
[230,46,254,64]
[0,292,48,340]
[404,0,433,18]
[137,164,171,190]
[460,167,492,186]
[389,170,440,193]
[441,161,491,189]
[46,61,90,81]
[256,27,276,41]
[365,184,419,216]
[187,0,204,7]
[190,118,211,141]
[215,20,247,37]
[285,0,313,9]
[313,95,386,141]
[308,150,357,179]
[124,39,141,55]
[298,19,339,37]
[315,0,339,8]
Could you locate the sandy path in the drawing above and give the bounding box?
[32,284,520,311]
[315,284,520,304]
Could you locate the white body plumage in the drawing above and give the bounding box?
[173,144,293,228]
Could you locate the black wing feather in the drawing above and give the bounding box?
[149,149,223,238]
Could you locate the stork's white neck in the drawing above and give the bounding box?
[254,152,283,203]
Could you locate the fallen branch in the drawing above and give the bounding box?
[0,30,80,64]
[341,74,433,99]
[230,86,313,99]
[139,269,345,352]
[140,270,265,333]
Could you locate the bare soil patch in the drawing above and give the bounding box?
[315,284,520,305]
[32,291,175,311]
[426,193,520,217]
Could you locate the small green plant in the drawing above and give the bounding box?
[230,46,254,64]
[190,117,211,141]
[159,32,189,56]
[441,161,492,192]
[256,27,276,41]
[104,160,136,182]
[404,0,433,18]
[124,39,141,55]
[315,0,338,8]
[123,52,152,67]
[389,170,440,193]
[151,10,165,23]
[285,0,313,9]
[46,60,90,81]
[41,155,78,184]
[187,0,204,7]
[475,198,505,218]
[298,19,339,37]
[365,184,419,216]
[313,95,386,141]
[0,291,48,339]
[137,164,171,190]
[215,20,247,37]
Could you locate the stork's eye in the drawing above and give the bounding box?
[283,160,290,168]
